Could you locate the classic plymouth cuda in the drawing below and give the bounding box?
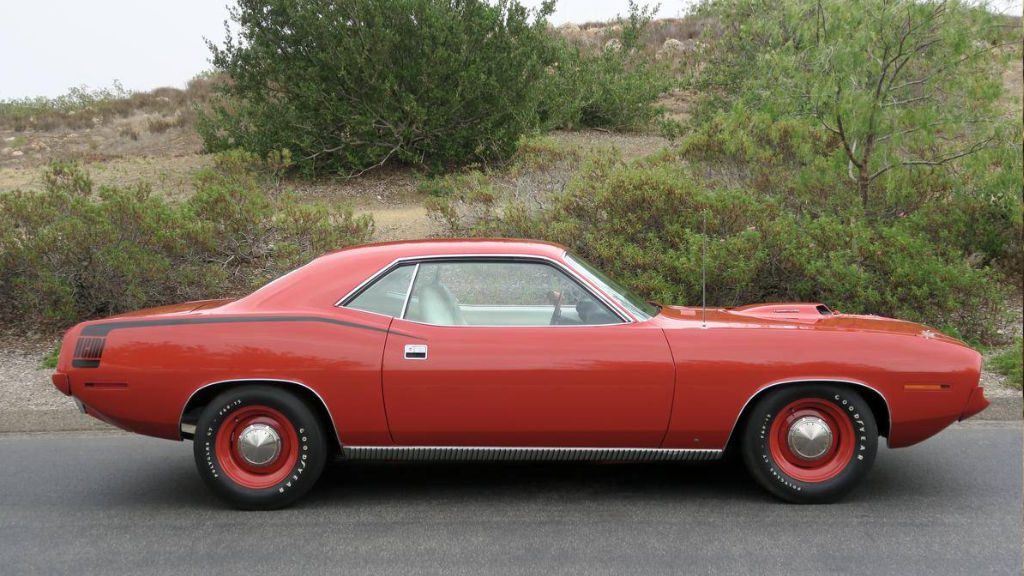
[51,239,989,509]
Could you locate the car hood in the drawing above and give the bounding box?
[659,303,966,345]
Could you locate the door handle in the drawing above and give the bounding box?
[404,344,428,360]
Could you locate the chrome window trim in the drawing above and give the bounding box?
[721,378,893,449]
[178,378,342,447]
[563,252,657,321]
[398,263,420,320]
[342,445,722,462]
[336,253,635,325]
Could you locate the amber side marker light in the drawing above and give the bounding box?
[903,384,952,391]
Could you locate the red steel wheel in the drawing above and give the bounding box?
[215,405,299,490]
[194,385,328,510]
[767,398,855,483]
[740,384,878,504]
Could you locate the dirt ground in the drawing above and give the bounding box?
[0,124,672,241]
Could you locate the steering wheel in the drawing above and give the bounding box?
[575,297,596,324]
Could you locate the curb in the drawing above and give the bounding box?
[977,395,1022,422]
[0,409,115,435]
[0,396,1019,435]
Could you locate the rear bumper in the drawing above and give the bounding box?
[959,386,990,421]
[51,372,71,396]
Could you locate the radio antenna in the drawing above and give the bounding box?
[701,209,708,329]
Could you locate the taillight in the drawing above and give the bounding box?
[72,336,105,368]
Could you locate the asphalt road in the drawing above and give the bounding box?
[0,423,1020,576]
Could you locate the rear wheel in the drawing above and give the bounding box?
[740,384,878,503]
[193,385,327,509]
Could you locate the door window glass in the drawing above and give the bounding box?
[404,260,622,326]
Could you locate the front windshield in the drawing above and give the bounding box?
[564,253,659,321]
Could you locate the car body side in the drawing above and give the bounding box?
[51,239,987,452]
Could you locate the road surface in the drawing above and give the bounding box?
[0,422,1020,575]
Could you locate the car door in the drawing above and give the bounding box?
[372,258,676,447]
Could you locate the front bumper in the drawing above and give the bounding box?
[958,386,990,421]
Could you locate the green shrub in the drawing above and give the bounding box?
[199,0,673,174]
[0,160,373,328]
[427,151,1009,343]
[989,339,1023,389]
[40,343,60,369]
[537,42,673,131]
[199,0,557,176]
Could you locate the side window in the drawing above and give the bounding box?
[345,264,415,317]
[404,260,622,326]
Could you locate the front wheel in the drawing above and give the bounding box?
[194,385,328,510]
[740,384,878,503]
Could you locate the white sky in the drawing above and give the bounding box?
[0,0,1019,99]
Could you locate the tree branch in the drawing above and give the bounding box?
[867,137,994,181]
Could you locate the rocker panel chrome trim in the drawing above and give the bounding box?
[341,446,723,462]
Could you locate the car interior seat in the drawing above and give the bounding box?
[408,282,467,325]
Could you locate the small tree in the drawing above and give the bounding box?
[695,0,1011,212]
[200,0,555,175]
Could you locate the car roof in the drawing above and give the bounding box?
[234,239,571,311]
[322,238,569,262]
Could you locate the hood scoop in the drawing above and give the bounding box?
[729,303,835,322]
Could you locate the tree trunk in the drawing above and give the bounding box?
[858,166,871,213]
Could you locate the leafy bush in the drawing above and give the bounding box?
[0,159,373,328]
[199,0,558,176]
[989,339,1023,389]
[199,0,673,174]
[427,150,1009,343]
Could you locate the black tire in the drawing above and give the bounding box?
[193,385,328,510]
[740,384,878,504]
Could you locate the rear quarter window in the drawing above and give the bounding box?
[345,264,415,317]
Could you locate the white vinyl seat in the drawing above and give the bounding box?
[407,283,467,325]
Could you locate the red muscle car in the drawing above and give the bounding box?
[51,239,989,509]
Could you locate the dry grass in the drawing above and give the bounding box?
[556,15,716,57]
[0,75,219,133]
[0,154,213,199]
[0,108,204,171]
[999,45,1022,120]
[147,113,191,134]
[0,130,670,243]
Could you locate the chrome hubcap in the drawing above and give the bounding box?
[787,416,833,460]
[236,423,282,466]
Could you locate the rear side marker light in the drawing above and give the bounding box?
[84,382,127,390]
